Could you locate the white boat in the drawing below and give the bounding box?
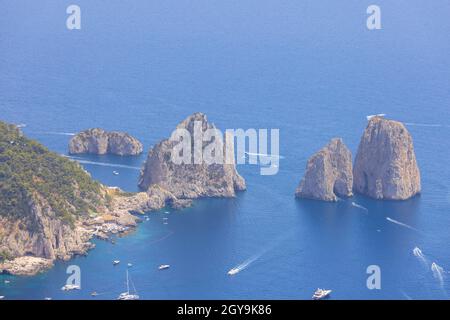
[366,114,386,121]
[312,288,332,300]
[113,171,119,175]
[61,284,80,291]
[91,291,99,297]
[158,264,170,270]
[117,269,139,300]
[113,260,120,265]
[44,297,52,300]
[127,263,133,268]
[4,280,10,284]
[0,296,5,299]
[227,268,240,276]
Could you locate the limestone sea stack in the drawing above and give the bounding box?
[353,117,421,200]
[295,138,353,201]
[138,113,246,208]
[69,128,143,155]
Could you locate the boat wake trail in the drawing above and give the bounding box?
[431,262,445,287]
[404,122,449,128]
[65,156,141,170]
[386,217,420,232]
[227,232,293,276]
[351,202,368,212]
[44,131,76,136]
[244,152,285,159]
[413,247,428,267]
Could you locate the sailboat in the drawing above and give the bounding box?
[117,269,139,300]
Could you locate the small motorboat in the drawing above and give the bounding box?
[366,113,386,121]
[312,288,332,300]
[4,280,10,284]
[91,291,99,297]
[113,260,120,266]
[0,296,5,300]
[127,263,133,268]
[61,284,80,291]
[227,268,240,276]
[158,264,170,270]
[113,171,119,175]
[44,297,52,300]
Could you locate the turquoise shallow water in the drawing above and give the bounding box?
[1,0,450,299]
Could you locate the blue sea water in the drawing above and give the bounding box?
[1,0,450,299]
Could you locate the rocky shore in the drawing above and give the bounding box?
[0,189,143,276]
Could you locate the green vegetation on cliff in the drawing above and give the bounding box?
[0,121,108,224]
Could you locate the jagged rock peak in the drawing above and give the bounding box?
[295,138,353,201]
[353,116,421,200]
[138,112,246,202]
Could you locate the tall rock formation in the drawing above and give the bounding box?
[353,117,421,200]
[295,138,353,201]
[138,113,246,207]
[69,128,143,156]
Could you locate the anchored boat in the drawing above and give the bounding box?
[117,269,139,300]
[312,288,332,300]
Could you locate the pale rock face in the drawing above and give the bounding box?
[353,117,421,200]
[0,195,94,262]
[138,113,246,202]
[295,138,353,201]
[0,256,53,276]
[69,128,143,155]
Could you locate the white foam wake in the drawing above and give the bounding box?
[413,247,428,267]
[66,156,141,170]
[228,254,261,275]
[431,262,445,287]
[404,122,447,128]
[45,131,76,136]
[227,232,293,276]
[386,217,420,232]
[244,152,285,159]
[351,202,368,212]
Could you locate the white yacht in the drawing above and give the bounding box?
[158,264,170,270]
[113,171,119,175]
[113,260,120,266]
[61,284,80,291]
[117,270,139,300]
[312,288,332,300]
[0,296,5,300]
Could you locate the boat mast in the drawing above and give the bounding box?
[126,269,130,294]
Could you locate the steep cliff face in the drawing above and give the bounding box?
[295,138,353,201]
[69,128,143,155]
[0,121,140,275]
[353,117,421,200]
[138,113,246,203]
